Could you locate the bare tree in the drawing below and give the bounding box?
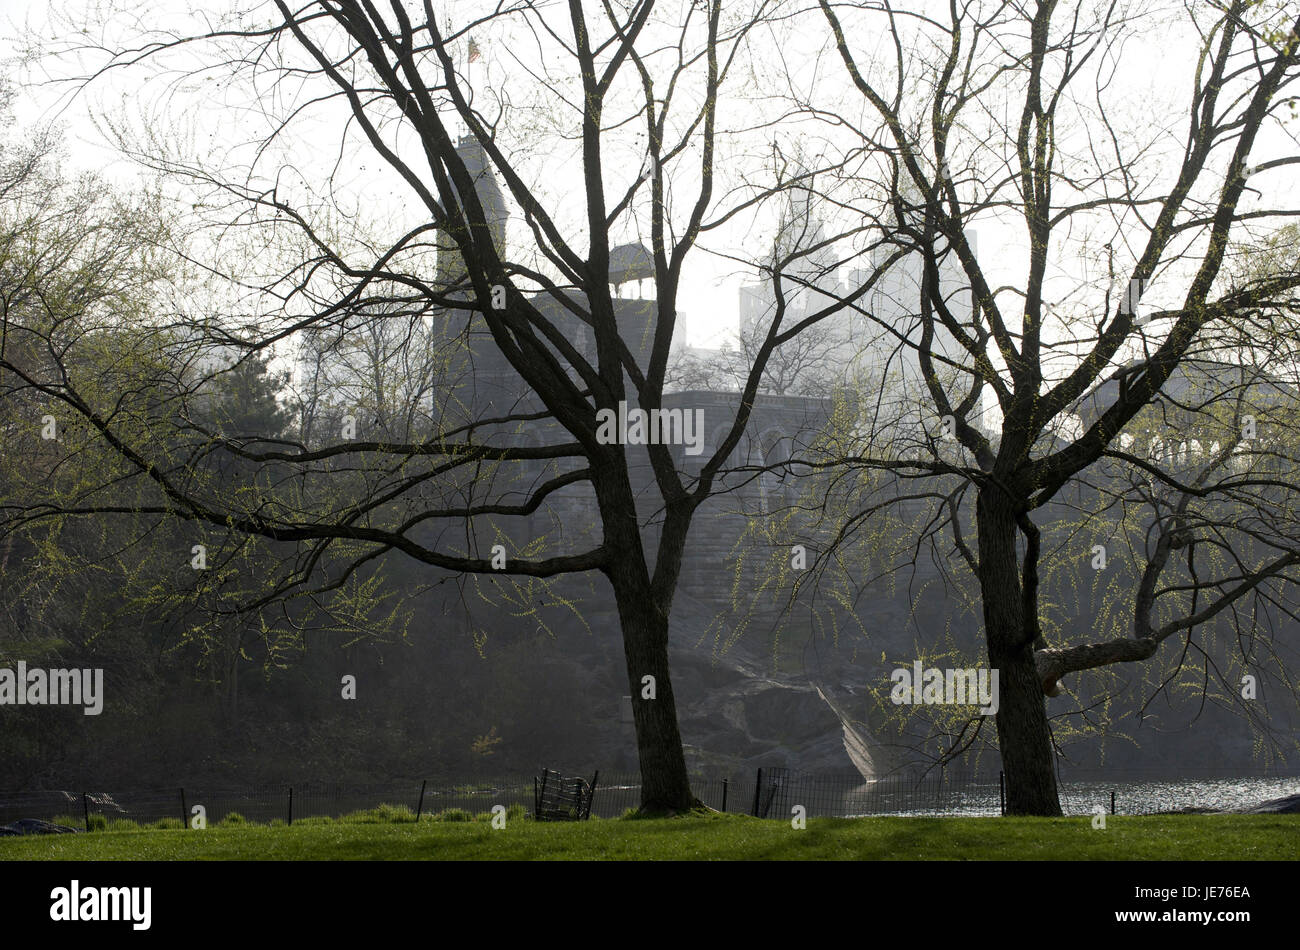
[759,0,1300,814]
[3,0,901,812]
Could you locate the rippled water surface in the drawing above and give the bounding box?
[878,777,1300,817]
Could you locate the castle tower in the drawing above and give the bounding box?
[427,133,517,430]
[771,164,837,295]
[435,134,508,293]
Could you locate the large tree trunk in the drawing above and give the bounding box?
[596,459,697,813]
[976,486,1062,816]
[613,587,696,813]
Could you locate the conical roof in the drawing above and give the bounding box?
[609,243,655,284]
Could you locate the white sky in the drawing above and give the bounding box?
[3,0,1296,365]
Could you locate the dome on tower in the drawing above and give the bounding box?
[609,243,655,286]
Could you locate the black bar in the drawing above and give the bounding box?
[752,768,763,817]
[1111,790,1116,815]
[999,771,1005,816]
[180,788,187,829]
[721,778,729,813]
[82,791,89,832]
[6,859,1289,935]
[415,780,427,822]
[586,771,599,820]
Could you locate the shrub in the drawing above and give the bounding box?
[437,808,472,822]
[373,803,416,823]
[506,803,527,822]
[86,814,108,832]
[338,803,416,824]
[219,811,248,826]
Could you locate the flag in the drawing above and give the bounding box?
[468,38,481,63]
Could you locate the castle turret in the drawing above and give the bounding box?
[436,134,508,292]
[430,134,515,426]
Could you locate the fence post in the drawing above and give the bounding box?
[751,768,763,817]
[999,771,1005,816]
[721,778,729,813]
[415,780,427,823]
[288,786,293,826]
[1111,790,1116,816]
[585,771,599,820]
[180,788,187,829]
[82,792,90,832]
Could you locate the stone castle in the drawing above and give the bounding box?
[291,135,1295,779]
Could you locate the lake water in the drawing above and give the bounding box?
[869,776,1300,817]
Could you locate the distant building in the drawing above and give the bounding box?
[739,164,846,362]
[739,170,985,436]
[1072,358,1297,472]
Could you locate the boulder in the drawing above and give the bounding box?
[1241,793,1300,814]
[0,818,82,836]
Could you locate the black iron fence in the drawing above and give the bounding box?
[2,765,1295,829]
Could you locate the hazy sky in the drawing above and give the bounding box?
[4,0,1296,366]
[4,0,764,347]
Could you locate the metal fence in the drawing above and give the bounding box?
[2,765,1295,829]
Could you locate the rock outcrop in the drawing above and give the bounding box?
[1242,793,1300,814]
[666,587,886,777]
[0,818,81,836]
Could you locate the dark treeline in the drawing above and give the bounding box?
[6,356,1297,788]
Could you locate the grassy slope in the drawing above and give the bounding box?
[1,814,1297,860]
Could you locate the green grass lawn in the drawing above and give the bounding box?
[2,813,1297,860]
